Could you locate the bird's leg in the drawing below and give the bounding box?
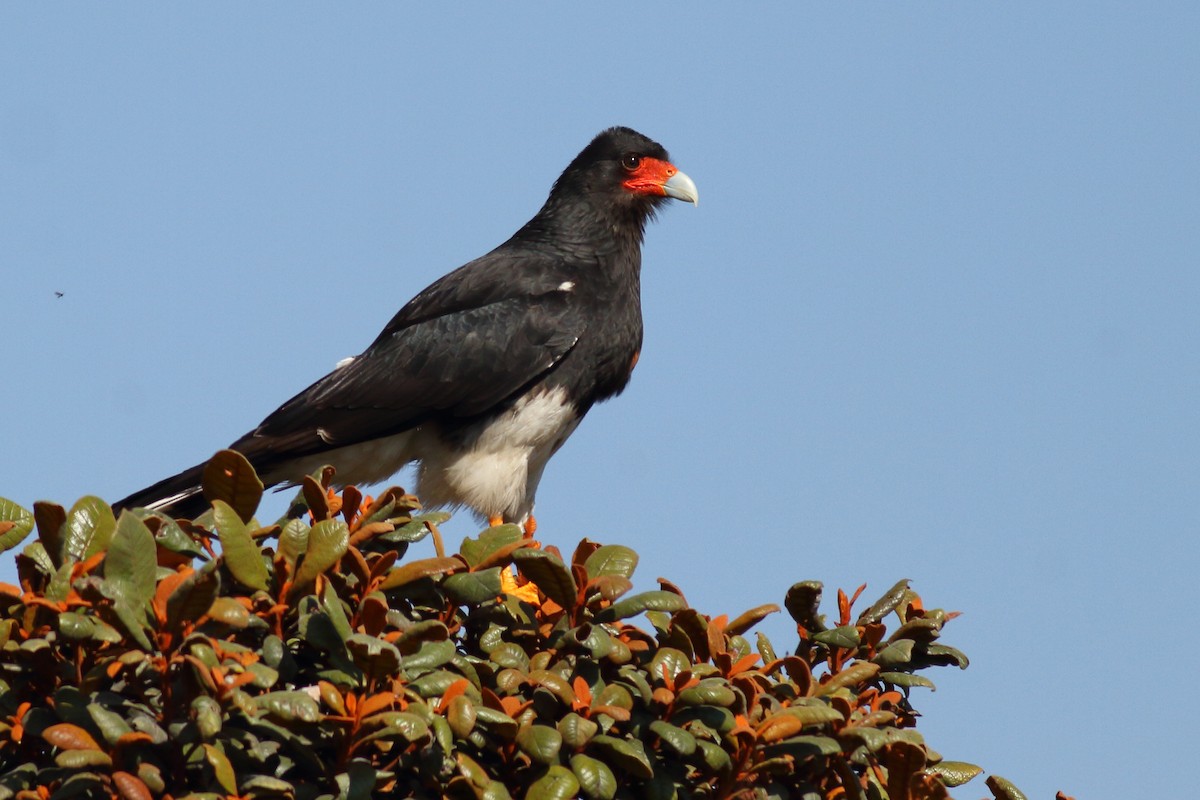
[487,513,536,537]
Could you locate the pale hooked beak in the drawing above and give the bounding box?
[663,170,699,205]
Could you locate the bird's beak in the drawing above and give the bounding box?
[623,157,700,205]
[662,169,699,206]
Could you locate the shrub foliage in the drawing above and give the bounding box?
[0,452,1045,799]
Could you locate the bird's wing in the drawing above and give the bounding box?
[233,287,583,461]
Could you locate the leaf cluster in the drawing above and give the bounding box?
[0,454,1050,799]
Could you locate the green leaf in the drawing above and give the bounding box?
[255,691,321,724]
[783,581,826,632]
[57,611,96,641]
[62,496,116,562]
[588,735,652,779]
[927,761,983,787]
[516,724,562,765]
[726,603,780,636]
[767,735,842,757]
[595,590,687,622]
[513,549,577,610]
[202,449,263,523]
[649,720,696,755]
[378,556,462,591]
[695,740,732,773]
[812,625,859,649]
[0,497,35,554]
[291,518,349,595]
[213,500,269,592]
[320,580,354,642]
[647,647,690,682]
[525,765,580,800]
[105,513,157,611]
[757,632,778,664]
[857,578,911,625]
[778,700,845,726]
[87,704,132,746]
[357,712,430,747]
[818,661,880,695]
[166,566,220,630]
[205,596,248,628]
[55,750,112,768]
[192,696,223,740]
[880,672,937,690]
[676,679,736,708]
[202,743,238,794]
[985,775,1030,800]
[569,754,617,800]
[557,713,598,749]
[401,639,457,672]
[45,560,74,603]
[474,707,519,741]
[872,640,915,668]
[278,518,309,566]
[922,643,970,669]
[346,633,402,678]
[461,525,524,568]
[447,695,477,739]
[582,545,638,579]
[443,567,503,605]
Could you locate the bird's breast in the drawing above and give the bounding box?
[416,385,581,522]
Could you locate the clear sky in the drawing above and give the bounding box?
[3,5,1197,797]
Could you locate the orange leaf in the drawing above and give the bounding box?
[116,732,154,747]
[591,705,631,722]
[727,653,761,677]
[572,676,592,708]
[43,723,102,751]
[757,713,804,743]
[499,696,532,718]
[112,771,153,800]
[440,679,471,711]
[358,692,398,719]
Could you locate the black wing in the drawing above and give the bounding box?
[232,285,584,462]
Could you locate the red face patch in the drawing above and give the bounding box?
[620,156,679,197]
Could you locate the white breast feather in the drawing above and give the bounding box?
[417,386,579,523]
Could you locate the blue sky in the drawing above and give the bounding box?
[3,5,1198,797]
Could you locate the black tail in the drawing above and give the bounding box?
[112,462,210,519]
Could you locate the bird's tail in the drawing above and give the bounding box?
[112,462,210,520]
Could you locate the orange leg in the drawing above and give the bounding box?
[522,515,537,537]
[488,514,504,528]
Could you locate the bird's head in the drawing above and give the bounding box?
[551,126,699,215]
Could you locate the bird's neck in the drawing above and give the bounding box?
[515,193,650,255]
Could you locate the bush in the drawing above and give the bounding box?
[0,451,1050,799]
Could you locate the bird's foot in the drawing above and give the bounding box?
[487,514,536,538]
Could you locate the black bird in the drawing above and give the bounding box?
[116,127,697,531]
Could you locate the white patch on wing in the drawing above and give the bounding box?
[557,281,575,292]
[417,386,579,523]
[335,356,356,369]
[147,487,203,510]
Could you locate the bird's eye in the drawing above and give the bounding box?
[620,154,641,171]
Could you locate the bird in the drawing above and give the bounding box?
[115,126,697,532]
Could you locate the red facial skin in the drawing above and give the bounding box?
[621,157,681,197]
